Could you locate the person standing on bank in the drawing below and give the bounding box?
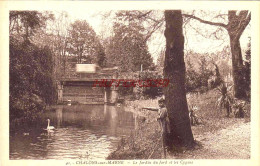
[157,98,171,158]
[143,98,170,158]
[157,98,170,134]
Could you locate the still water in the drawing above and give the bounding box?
[10,105,139,160]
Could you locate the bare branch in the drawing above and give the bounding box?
[143,19,164,42]
[136,10,152,19]
[183,14,228,28]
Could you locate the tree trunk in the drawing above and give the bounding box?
[227,10,250,99]
[228,33,246,98]
[163,10,194,149]
[183,10,250,99]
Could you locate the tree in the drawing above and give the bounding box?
[183,10,251,99]
[184,51,214,92]
[48,11,70,77]
[163,10,195,149]
[105,19,154,72]
[100,10,164,43]
[67,20,105,66]
[10,38,56,122]
[121,10,251,99]
[9,11,53,41]
[113,10,164,42]
[9,11,56,125]
[156,48,165,70]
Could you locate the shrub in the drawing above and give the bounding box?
[10,38,56,123]
[185,55,214,93]
[138,71,163,99]
[216,83,233,117]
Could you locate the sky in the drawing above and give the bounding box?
[60,10,251,64]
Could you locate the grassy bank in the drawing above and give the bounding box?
[107,89,251,159]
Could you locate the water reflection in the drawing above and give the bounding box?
[10,105,137,160]
[56,108,63,128]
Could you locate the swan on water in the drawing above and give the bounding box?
[46,119,55,130]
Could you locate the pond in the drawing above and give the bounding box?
[10,105,140,160]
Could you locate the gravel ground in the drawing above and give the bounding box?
[171,120,250,159]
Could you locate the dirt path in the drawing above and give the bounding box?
[171,120,250,159]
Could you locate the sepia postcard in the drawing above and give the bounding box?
[0,1,260,166]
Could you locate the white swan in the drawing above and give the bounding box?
[46,119,55,130]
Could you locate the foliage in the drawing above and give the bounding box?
[10,11,56,124]
[67,20,106,66]
[215,83,233,117]
[118,86,134,97]
[105,13,154,72]
[117,71,163,99]
[138,71,163,99]
[184,10,251,99]
[198,56,214,86]
[109,10,164,43]
[33,11,71,79]
[185,52,214,92]
[185,58,201,92]
[9,11,54,41]
[9,11,68,80]
[189,105,201,126]
[159,50,223,94]
[9,37,56,122]
[232,99,247,118]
